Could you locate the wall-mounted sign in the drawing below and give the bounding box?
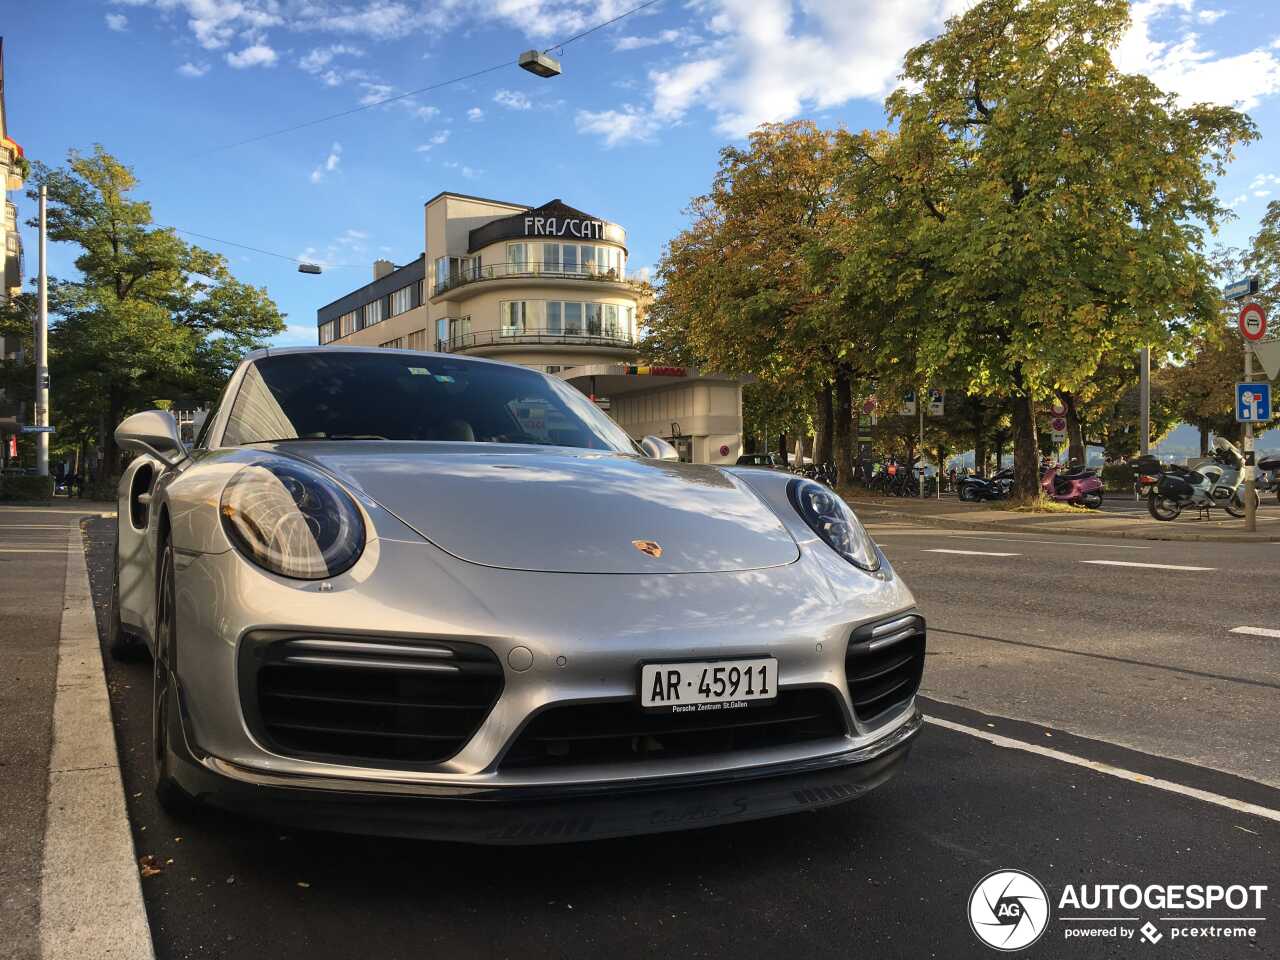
[626,365,687,377]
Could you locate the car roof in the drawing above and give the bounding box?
[243,345,521,371]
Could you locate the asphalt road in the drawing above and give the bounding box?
[81,517,1279,960]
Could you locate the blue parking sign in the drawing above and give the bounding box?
[1236,382,1272,422]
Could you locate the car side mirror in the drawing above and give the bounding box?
[115,410,187,468]
[640,435,680,461]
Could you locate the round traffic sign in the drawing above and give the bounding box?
[1239,303,1267,342]
[1050,400,1067,417]
[1051,417,1067,432]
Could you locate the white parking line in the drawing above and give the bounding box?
[1230,626,1280,639]
[922,548,1021,557]
[0,547,69,554]
[1079,560,1215,571]
[948,535,1150,550]
[925,716,1280,824]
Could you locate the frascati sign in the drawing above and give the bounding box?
[523,215,606,240]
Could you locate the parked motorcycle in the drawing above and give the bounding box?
[1147,437,1259,520]
[1258,455,1280,504]
[957,467,1014,502]
[1042,464,1104,509]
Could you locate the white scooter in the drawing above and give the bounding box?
[1148,437,1260,521]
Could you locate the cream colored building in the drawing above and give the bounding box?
[1,38,28,441]
[316,191,743,463]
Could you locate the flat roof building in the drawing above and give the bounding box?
[316,191,743,464]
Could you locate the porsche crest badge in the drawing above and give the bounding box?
[632,539,663,558]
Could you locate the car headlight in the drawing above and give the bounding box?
[220,459,365,580]
[787,478,881,571]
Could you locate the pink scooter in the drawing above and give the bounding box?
[1041,464,1104,509]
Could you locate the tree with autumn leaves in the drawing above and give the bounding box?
[649,0,1257,500]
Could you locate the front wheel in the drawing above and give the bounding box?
[152,541,193,816]
[959,484,978,502]
[1224,488,1260,519]
[1082,491,1103,510]
[1148,493,1181,521]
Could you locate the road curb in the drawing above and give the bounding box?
[39,523,155,960]
[856,505,1280,542]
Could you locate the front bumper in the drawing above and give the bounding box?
[169,708,922,844]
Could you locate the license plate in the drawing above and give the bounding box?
[640,658,777,713]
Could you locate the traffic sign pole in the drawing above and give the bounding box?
[36,184,50,478]
[1244,347,1256,533]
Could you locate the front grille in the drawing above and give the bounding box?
[845,614,926,725]
[500,688,847,770]
[242,634,503,766]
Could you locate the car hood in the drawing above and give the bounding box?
[272,443,800,574]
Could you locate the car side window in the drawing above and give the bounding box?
[195,378,235,449]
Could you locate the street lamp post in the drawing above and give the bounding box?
[35,184,49,478]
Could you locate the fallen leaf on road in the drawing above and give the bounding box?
[139,855,163,878]
[297,882,310,888]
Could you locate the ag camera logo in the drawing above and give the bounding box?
[969,869,1051,951]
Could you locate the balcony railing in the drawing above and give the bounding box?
[440,326,637,353]
[435,261,631,296]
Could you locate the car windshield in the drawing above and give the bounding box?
[220,352,639,453]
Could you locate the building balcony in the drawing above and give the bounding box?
[432,261,635,302]
[439,326,638,356]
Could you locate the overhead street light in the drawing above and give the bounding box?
[518,49,561,78]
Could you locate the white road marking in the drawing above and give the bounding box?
[1079,560,1215,571]
[0,548,69,554]
[948,534,1150,550]
[1230,626,1280,639]
[924,715,1280,824]
[922,548,1021,557]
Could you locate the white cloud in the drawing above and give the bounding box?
[1114,0,1280,110]
[415,130,451,152]
[310,142,342,184]
[493,89,532,110]
[575,107,660,147]
[177,61,210,77]
[226,43,278,69]
[467,106,484,122]
[615,29,701,51]
[105,13,129,31]
[1196,9,1226,24]
[298,44,363,75]
[1255,189,1272,198]
[443,161,482,180]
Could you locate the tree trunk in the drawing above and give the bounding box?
[816,383,834,466]
[777,432,788,467]
[1060,391,1086,467]
[1198,424,1209,457]
[972,399,987,477]
[1011,390,1041,501]
[834,367,853,486]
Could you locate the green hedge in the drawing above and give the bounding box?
[1100,463,1132,493]
[0,475,55,501]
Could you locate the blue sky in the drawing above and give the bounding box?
[4,0,1280,363]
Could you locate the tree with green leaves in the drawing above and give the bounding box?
[32,146,284,477]
[885,0,1255,499]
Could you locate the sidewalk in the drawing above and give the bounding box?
[0,502,151,960]
[849,493,1280,542]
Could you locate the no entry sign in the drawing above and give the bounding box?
[1238,303,1267,341]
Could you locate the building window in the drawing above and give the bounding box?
[390,285,414,317]
[508,242,529,271]
[585,302,601,335]
[501,300,539,335]
[563,301,582,335]
[407,329,428,351]
[319,320,337,344]
[338,310,357,337]
[435,256,475,291]
[604,303,618,335]
[380,337,404,349]
[364,299,384,327]
[547,301,561,334]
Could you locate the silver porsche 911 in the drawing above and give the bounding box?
[110,347,924,843]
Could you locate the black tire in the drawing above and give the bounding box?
[108,543,149,662]
[1147,493,1181,521]
[1224,488,1259,519]
[958,484,978,502]
[1082,491,1103,510]
[152,540,194,816]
